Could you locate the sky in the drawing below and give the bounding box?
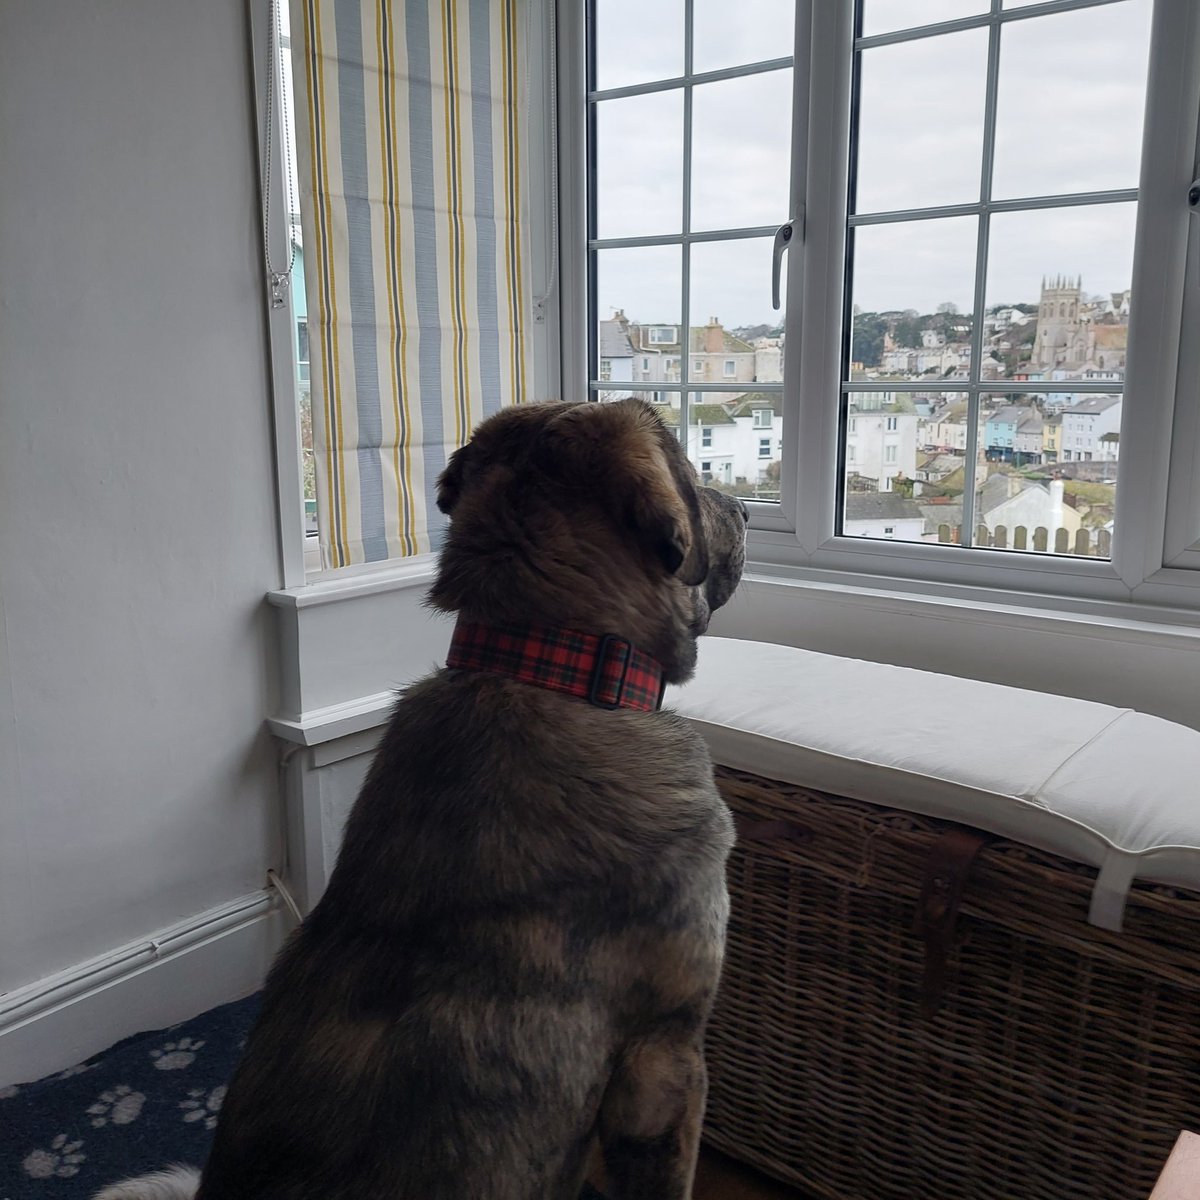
[594,0,1151,328]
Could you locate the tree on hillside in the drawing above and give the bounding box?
[852,312,888,366]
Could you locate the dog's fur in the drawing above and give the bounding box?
[95,398,747,1200]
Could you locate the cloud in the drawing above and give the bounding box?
[595,0,1152,324]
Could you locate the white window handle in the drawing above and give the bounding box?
[772,218,795,311]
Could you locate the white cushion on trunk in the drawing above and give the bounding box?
[666,637,1200,931]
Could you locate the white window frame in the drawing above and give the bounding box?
[563,0,1200,613]
[648,326,678,344]
[723,358,737,377]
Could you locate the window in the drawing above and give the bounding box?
[839,0,1153,563]
[753,408,772,429]
[576,0,1200,606]
[587,0,793,502]
[701,427,713,449]
[599,360,612,382]
[265,0,553,578]
[759,437,772,458]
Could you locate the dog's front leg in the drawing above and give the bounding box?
[598,1035,707,1200]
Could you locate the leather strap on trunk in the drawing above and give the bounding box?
[914,827,990,1019]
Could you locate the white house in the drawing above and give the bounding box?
[843,492,926,541]
[597,313,634,384]
[1060,395,1122,462]
[846,402,919,492]
[977,475,1082,539]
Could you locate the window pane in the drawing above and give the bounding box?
[975,393,1118,558]
[854,29,989,214]
[848,216,978,381]
[596,92,684,239]
[685,392,782,501]
[693,0,795,74]
[862,0,989,37]
[691,69,793,232]
[992,1,1152,201]
[594,246,682,390]
[690,237,784,382]
[986,203,1134,385]
[841,391,936,543]
[595,0,683,90]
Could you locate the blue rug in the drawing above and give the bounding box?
[1,995,606,1199]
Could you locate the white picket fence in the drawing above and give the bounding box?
[935,524,1113,557]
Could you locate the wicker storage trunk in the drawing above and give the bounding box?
[704,765,1200,1200]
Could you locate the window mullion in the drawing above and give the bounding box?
[678,0,694,444]
[961,1,1004,549]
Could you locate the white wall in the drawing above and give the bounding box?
[0,0,282,1033]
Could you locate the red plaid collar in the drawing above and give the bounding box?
[446,621,667,712]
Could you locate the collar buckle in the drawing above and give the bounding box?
[588,634,632,710]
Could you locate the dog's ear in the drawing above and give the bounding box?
[539,399,710,585]
[634,418,709,586]
[436,442,476,515]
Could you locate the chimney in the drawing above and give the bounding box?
[1049,479,1064,530]
[704,317,724,354]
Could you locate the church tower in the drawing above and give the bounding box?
[1033,275,1083,368]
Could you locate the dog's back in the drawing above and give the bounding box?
[196,671,731,1200]
[96,400,746,1200]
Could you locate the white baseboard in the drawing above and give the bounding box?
[0,890,290,1088]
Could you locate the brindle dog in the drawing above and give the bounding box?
[96,398,747,1200]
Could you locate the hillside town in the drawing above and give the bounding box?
[599,274,1127,552]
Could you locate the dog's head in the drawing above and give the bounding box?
[428,398,747,682]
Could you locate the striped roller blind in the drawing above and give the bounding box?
[292,0,534,568]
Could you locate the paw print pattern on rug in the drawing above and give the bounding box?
[23,1134,86,1179]
[180,1084,226,1130]
[87,1085,146,1127]
[149,1036,205,1070]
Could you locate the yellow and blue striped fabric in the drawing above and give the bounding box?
[292,0,532,568]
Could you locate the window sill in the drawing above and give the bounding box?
[734,560,1200,651]
[269,552,438,610]
[266,555,450,724]
[745,521,1200,615]
[263,531,1199,747]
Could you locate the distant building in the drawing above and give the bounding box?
[1060,394,1122,462]
[625,316,756,386]
[1043,414,1061,462]
[843,492,926,541]
[1032,276,1128,372]
[845,400,919,492]
[598,311,634,384]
